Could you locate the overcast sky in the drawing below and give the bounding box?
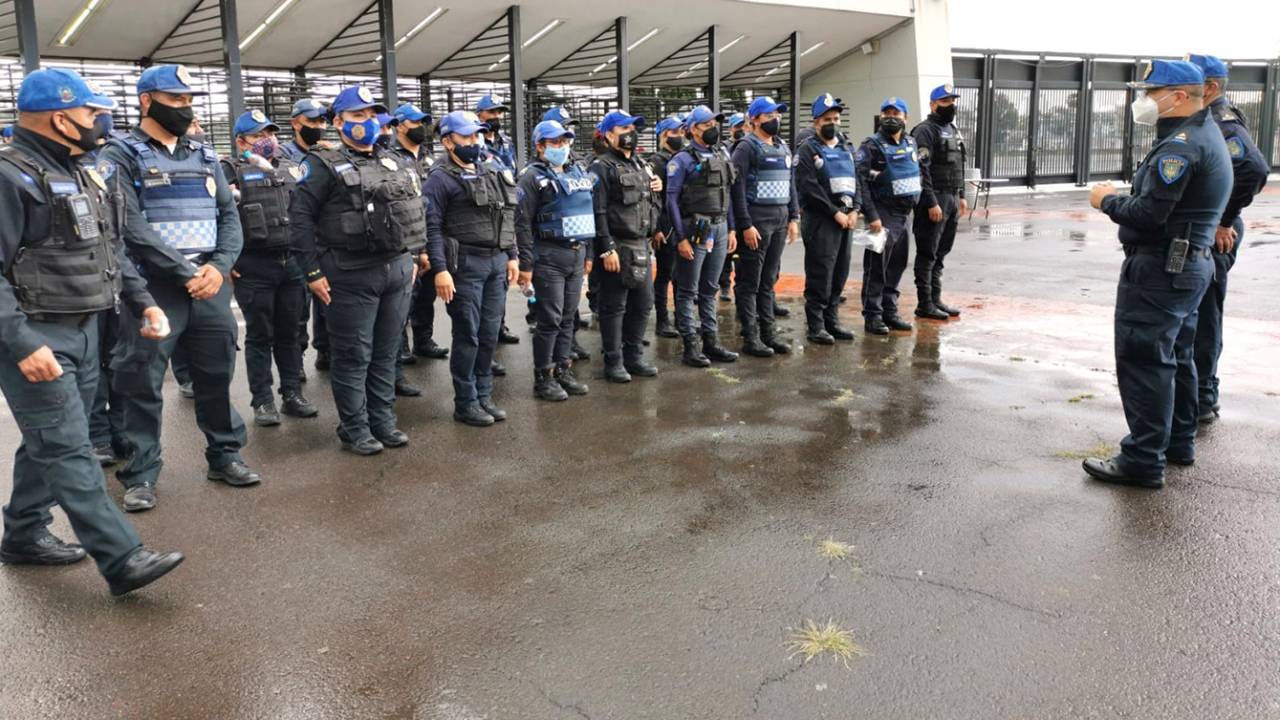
[948,0,1280,60]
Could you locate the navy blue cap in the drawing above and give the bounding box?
[811,93,845,118]
[393,103,430,124]
[929,83,961,102]
[532,120,574,144]
[18,68,117,112]
[597,109,646,133]
[727,113,745,128]
[331,86,387,115]
[475,95,507,112]
[290,98,327,119]
[1185,54,1228,79]
[684,105,725,128]
[747,96,787,117]
[880,96,909,114]
[542,106,577,126]
[439,110,486,137]
[654,115,682,136]
[137,64,205,96]
[376,112,394,127]
[1,126,12,138]
[233,109,279,136]
[1129,59,1204,89]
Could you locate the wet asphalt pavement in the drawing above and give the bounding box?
[2,189,1279,719]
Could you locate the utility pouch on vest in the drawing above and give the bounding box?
[445,236,460,274]
[241,203,270,242]
[1165,237,1190,274]
[619,245,651,289]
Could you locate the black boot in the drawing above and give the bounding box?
[761,324,790,355]
[624,355,659,377]
[932,285,961,317]
[603,358,632,383]
[681,335,711,367]
[741,324,775,358]
[865,317,890,335]
[555,361,589,396]
[915,286,949,320]
[655,310,679,338]
[806,325,835,345]
[534,368,569,401]
[702,333,739,363]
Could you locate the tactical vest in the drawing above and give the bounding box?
[528,162,597,244]
[931,121,966,192]
[0,145,121,315]
[231,156,298,251]
[871,135,922,203]
[744,135,792,206]
[809,138,858,207]
[678,145,732,218]
[311,147,425,254]
[114,135,219,255]
[432,160,507,250]
[484,153,518,244]
[596,153,655,242]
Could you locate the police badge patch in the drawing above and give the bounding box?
[381,158,398,171]
[96,160,115,181]
[251,109,267,123]
[205,176,217,196]
[357,87,374,104]
[85,167,107,191]
[1158,155,1187,184]
[297,160,311,183]
[176,65,194,86]
[351,123,366,141]
[667,160,679,177]
[1226,137,1245,159]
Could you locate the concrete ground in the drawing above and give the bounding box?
[1,189,1278,720]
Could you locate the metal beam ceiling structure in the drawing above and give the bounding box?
[719,32,800,145]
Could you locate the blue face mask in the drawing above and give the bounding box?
[341,117,381,146]
[93,113,114,141]
[452,142,483,164]
[543,144,570,167]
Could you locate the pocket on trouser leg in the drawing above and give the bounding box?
[1115,310,1170,365]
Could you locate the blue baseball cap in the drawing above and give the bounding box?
[475,95,507,112]
[542,106,577,127]
[137,64,205,96]
[929,83,961,102]
[684,105,725,128]
[393,103,431,124]
[376,112,394,128]
[233,109,279,136]
[1,126,12,138]
[747,96,787,118]
[654,115,682,136]
[331,86,387,115]
[290,98,328,119]
[880,96,909,114]
[17,68,117,112]
[1130,59,1204,90]
[597,109,646,133]
[532,120,575,144]
[811,93,845,118]
[1185,54,1228,79]
[438,110,487,137]
[727,113,745,128]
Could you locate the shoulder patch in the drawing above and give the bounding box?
[1220,111,1236,122]
[96,159,115,180]
[1158,155,1188,185]
[918,146,931,160]
[1226,136,1245,159]
[666,160,679,177]
[297,159,312,183]
[854,149,865,163]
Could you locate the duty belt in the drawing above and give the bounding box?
[25,311,94,326]
[1123,245,1211,259]
[535,238,586,250]
[457,244,506,258]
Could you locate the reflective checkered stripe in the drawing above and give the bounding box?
[149,219,219,253]
[534,166,597,243]
[829,176,857,195]
[754,178,791,201]
[891,175,922,198]
[561,213,596,240]
[745,137,792,206]
[140,174,219,255]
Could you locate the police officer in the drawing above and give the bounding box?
[0,68,183,594]
[515,120,594,399]
[99,64,260,512]
[728,113,747,146]
[475,96,521,355]
[590,110,662,383]
[1084,59,1231,489]
[0,125,13,143]
[794,93,861,345]
[279,98,332,371]
[649,115,684,339]
[911,84,968,321]
[222,110,318,427]
[729,97,800,357]
[719,112,748,302]
[856,97,921,336]
[1185,54,1269,423]
[666,105,739,367]
[289,85,427,456]
[537,105,591,363]
[425,111,517,427]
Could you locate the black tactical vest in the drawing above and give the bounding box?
[596,151,656,243]
[231,156,298,251]
[432,160,508,250]
[0,145,121,316]
[677,145,733,218]
[929,119,966,192]
[311,147,425,254]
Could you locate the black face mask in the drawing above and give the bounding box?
[298,125,325,147]
[935,104,957,123]
[375,134,392,149]
[405,125,428,145]
[55,113,104,152]
[147,100,195,138]
[486,119,502,134]
[818,123,838,141]
[666,135,685,152]
[732,129,745,141]
[761,119,781,137]
[700,127,720,146]
[879,117,906,136]
[618,130,638,151]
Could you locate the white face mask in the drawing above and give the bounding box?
[1131,91,1176,127]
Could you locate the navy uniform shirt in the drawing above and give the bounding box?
[484,130,516,172]
[422,155,518,273]
[1207,96,1269,227]
[97,126,243,284]
[277,139,307,163]
[910,114,966,208]
[663,141,736,242]
[855,131,918,222]
[729,134,800,230]
[0,128,156,361]
[793,133,863,220]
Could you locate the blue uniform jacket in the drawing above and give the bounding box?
[1207,96,1269,227]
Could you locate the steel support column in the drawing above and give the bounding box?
[615,16,629,109]
[1026,57,1041,188]
[377,0,397,108]
[1121,61,1138,182]
[14,0,39,73]
[1260,60,1278,167]
[219,0,245,135]
[1075,58,1093,186]
[707,25,719,112]
[979,52,996,175]
[506,4,525,166]
[788,31,800,148]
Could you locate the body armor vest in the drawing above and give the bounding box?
[931,121,966,192]
[678,145,732,217]
[871,135,922,203]
[432,160,508,250]
[529,163,597,244]
[231,156,297,251]
[596,153,656,242]
[744,135,792,206]
[311,147,424,254]
[113,135,219,255]
[808,137,858,207]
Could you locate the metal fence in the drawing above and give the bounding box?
[954,50,1280,187]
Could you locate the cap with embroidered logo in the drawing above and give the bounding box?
[233,109,279,136]
[811,93,845,118]
[1129,59,1204,89]
[929,84,961,102]
[18,68,117,112]
[137,64,205,96]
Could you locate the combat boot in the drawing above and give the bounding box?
[555,361,589,396]
[534,368,568,401]
[702,333,739,363]
[681,335,711,367]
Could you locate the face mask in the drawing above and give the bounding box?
[818,123,838,141]
[405,125,428,145]
[251,136,278,159]
[93,114,114,142]
[543,144,570,167]
[452,142,483,164]
[1131,92,1172,127]
[298,125,325,147]
[55,113,103,152]
[666,135,684,152]
[187,131,206,145]
[375,134,392,149]
[761,119,781,136]
[618,130,638,151]
[147,100,195,137]
[700,127,720,146]
[935,104,957,123]
[341,117,381,146]
[733,129,745,141]
[879,117,905,136]
[486,119,502,134]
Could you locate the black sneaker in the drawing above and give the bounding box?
[281,392,319,418]
[253,402,282,427]
[373,428,409,448]
[122,483,157,513]
[339,431,384,456]
[454,403,496,427]
[414,339,449,359]
[207,461,261,487]
[394,378,423,397]
[478,397,507,421]
[491,362,507,377]
[93,443,119,467]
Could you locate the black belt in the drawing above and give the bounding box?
[1123,245,1211,259]
[457,244,506,257]
[26,311,94,326]
[535,238,586,250]
[690,213,726,224]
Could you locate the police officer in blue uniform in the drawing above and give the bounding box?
[290,86,427,456]
[536,105,592,363]
[516,120,595,399]
[222,109,318,427]
[589,110,662,383]
[475,96,521,356]
[99,64,260,512]
[666,105,739,367]
[1084,60,1232,489]
[649,115,685,339]
[719,112,748,302]
[794,93,861,345]
[911,84,968,321]
[279,98,332,370]
[1185,54,1270,424]
[856,97,921,336]
[0,68,183,595]
[730,97,800,357]
[425,111,518,427]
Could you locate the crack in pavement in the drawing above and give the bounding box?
[866,570,1063,619]
[536,683,591,720]
[750,660,808,715]
[1185,477,1280,498]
